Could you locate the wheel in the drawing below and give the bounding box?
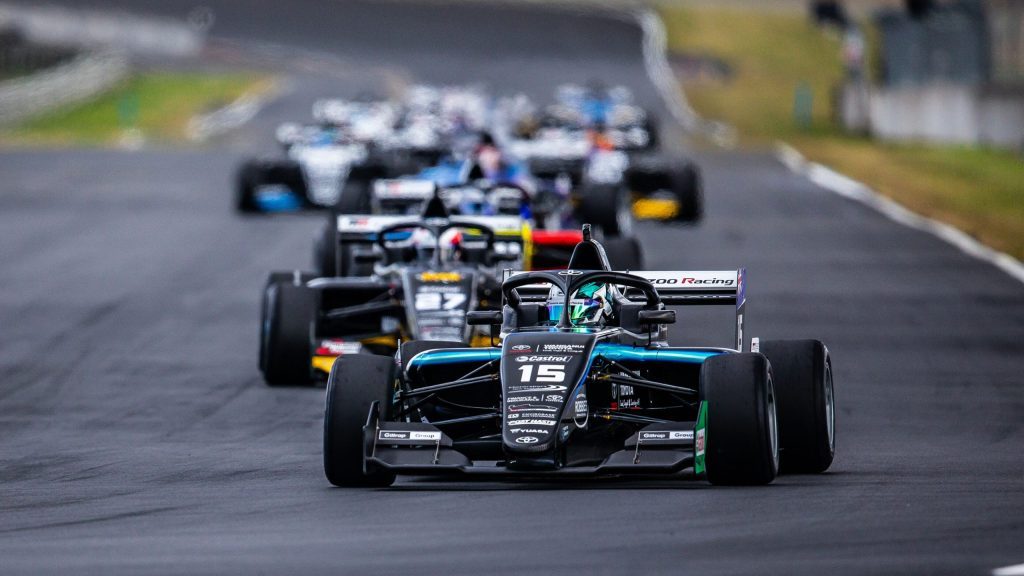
[234,160,261,212]
[260,272,311,371]
[600,235,644,270]
[323,354,397,487]
[577,183,631,237]
[701,352,779,485]
[315,220,339,277]
[759,339,834,473]
[671,163,703,223]
[260,277,314,386]
[399,340,464,371]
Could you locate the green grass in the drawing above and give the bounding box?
[0,72,270,147]
[659,4,1024,260]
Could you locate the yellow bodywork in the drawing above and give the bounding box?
[632,197,680,220]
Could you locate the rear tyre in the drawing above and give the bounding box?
[671,163,703,223]
[324,354,397,487]
[315,220,340,277]
[335,172,374,214]
[260,277,314,386]
[235,161,262,213]
[600,235,644,270]
[701,353,779,485]
[759,339,834,473]
[577,183,630,237]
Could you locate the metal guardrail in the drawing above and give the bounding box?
[0,50,128,124]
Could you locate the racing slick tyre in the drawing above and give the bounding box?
[758,340,834,474]
[260,276,315,386]
[701,353,779,485]
[671,163,703,223]
[577,183,631,237]
[399,340,464,371]
[600,235,644,270]
[314,221,343,277]
[234,160,262,213]
[324,354,397,487]
[334,176,372,214]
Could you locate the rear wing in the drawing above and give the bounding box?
[335,214,527,237]
[502,269,749,351]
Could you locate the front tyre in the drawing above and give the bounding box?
[701,352,778,485]
[759,339,835,473]
[260,277,314,386]
[323,355,397,487]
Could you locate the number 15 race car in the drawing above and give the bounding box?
[323,227,835,486]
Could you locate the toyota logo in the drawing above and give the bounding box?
[557,270,583,276]
[515,436,539,444]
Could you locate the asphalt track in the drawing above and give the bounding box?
[1,2,1022,575]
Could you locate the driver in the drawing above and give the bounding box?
[544,281,615,327]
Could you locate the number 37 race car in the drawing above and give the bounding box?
[323,227,835,486]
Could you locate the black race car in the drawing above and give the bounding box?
[323,226,835,486]
[259,197,521,386]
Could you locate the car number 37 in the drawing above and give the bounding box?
[415,292,467,311]
[518,364,565,382]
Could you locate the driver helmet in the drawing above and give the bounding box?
[409,227,436,260]
[545,281,615,327]
[437,228,463,262]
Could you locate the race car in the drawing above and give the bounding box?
[507,125,703,225]
[330,174,644,272]
[260,196,522,386]
[235,93,459,214]
[544,83,659,151]
[323,225,835,486]
[235,120,425,213]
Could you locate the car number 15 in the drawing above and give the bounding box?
[518,364,565,383]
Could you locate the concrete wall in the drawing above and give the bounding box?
[841,81,1024,149]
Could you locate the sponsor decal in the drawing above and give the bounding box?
[514,355,572,363]
[506,395,541,403]
[508,404,558,413]
[750,337,760,353]
[507,385,568,393]
[377,431,442,441]
[509,419,557,426]
[541,343,585,353]
[557,270,583,276]
[509,428,547,434]
[617,397,640,410]
[418,271,462,282]
[695,429,705,455]
[681,277,735,286]
[573,391,588,428]
[316,339,362,356]
[639,431,694,441]
[736,313,744,352]
[515,436,539,444]
[544,394,563,402]
[510,344,532,353]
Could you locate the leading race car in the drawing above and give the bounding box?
[260,196,522,386]
[323,226,836,486]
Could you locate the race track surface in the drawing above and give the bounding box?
[1,2,1022,574]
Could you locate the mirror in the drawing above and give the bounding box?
[466,310,502,326]
[637,309,675,325]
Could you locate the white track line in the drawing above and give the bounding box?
[994,563,1024,576]
[635,8,735,147]
[186,82,285,142]
[776,142,1024,285]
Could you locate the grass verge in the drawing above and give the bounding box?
[0,71,271,147]
[659,4,1024,260]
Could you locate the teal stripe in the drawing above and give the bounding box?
[409,348,501,366]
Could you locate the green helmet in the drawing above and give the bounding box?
[546,281,614,327]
